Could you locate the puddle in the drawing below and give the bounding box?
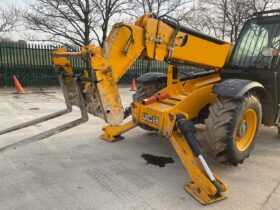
[29,107,40,110]
[141,154,174,167]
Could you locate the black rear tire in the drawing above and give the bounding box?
[133,79,166,102]
[202,93,262,166]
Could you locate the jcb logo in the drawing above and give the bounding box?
[142,113,159,125]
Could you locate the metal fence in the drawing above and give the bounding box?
[0,42,196,87]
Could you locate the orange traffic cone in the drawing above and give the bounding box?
[131,78,136,91]
[13,75,25,94]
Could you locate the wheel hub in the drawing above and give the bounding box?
[235,109,257,152]
[238,120,248,138]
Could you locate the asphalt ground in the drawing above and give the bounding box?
[0,87,279,210]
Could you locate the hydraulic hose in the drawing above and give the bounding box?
[176,115,222,195]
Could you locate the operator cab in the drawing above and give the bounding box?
[222,11,280,126]
[229,14,280,70]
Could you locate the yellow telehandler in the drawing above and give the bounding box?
[2,10,279,204]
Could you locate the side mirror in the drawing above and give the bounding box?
[261,47,279,57]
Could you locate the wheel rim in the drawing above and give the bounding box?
[235,109,257,152]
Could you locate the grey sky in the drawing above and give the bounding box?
[0,0,32,41]
[0,0,27,8]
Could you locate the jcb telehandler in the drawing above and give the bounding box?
[1,9,280,205]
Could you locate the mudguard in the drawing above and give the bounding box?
[213,79,264,98]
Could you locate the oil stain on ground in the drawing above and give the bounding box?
[141,154,174,167]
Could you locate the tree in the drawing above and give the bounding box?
[23,0,130,47]
[92,0,131,47]
[183,0,279,43]
[0,7,18,33]
[182,4,221,38]
[128,0,194,20]
[217,0,279,43]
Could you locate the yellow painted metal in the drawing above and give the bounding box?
[53,46,125,125]
[139,15,232,69]
[172,33,231,69]
[52,48,84,108]
[83,45,124,125]
[167,65,179,86]
[52,14,231,126]
[100,120,136,142]
[170,132,227,204]
[103,23,145,81]
[128,74,229,204]
[133,74,220,133]
[52,48,74,75]
[51,13,234,205]
[236,109,257,152]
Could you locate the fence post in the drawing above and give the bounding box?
[0,43,6,87]
[1,42,188,87]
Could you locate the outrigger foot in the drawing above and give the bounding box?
[184,182,227,205]
[100,120,136,142]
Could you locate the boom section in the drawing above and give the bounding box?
[135,14,232,69]
[51,14,232,126]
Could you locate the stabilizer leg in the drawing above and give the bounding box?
[169,116,227,205]
[100,120,136,142]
